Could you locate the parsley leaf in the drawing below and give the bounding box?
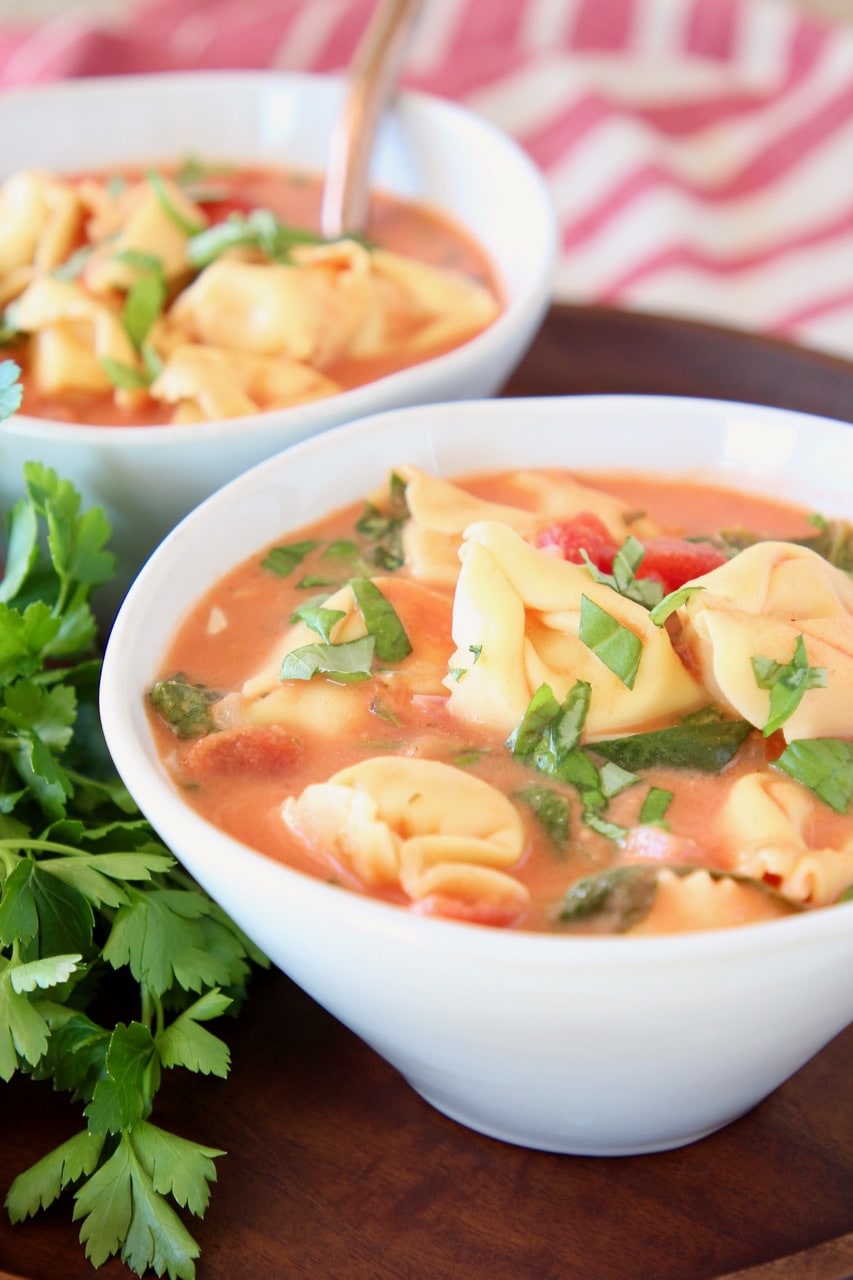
[0,412,266,1279]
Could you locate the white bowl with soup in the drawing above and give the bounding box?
[0,70,556,609]
[100,395,853,1156]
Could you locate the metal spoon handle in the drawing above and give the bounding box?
[321,0,425,240]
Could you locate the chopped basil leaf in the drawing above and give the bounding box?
[582,810,628,842]
[581,536,663,608]
[140,340,163,382]
[516,785,570,854]
[147,169,205,237]
[508,681,589,760]
[599,759,639,799]
[355,475,409,571]
[186,208,324,268]
[318,539,374,580]
[449,644,482,682]
[649,584,704,626]
[261,540,319,577]
[751,634,827,737]
[639,786,673,826]
[507,683,562,757]
[291,604,345,643]
[592,718,752,773]
[508,682,606,805]
[579,595,642,688]
[775,738,853,813]
[99,358,151,391]
[555,865,659,931]
[350,577,412,664]
[279,636,375,683]
[297,574,342,589]
[148,674,221,739]
[121,270,167,350]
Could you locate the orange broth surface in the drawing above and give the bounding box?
[16,163,502,427]
[149,468,850,934]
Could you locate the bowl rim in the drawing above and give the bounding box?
[99,391,853,966]
[1,67,558,444]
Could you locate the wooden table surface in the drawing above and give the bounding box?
[1,304,852,1280]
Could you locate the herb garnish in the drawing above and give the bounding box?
[581,535,663,608]
[100,250,167,392]
[0,364,265,1278]
[774,738,853,813]
[186,208,325,269]
[578,596,642,688]
[148,674,223,740]
[751,634,827,737]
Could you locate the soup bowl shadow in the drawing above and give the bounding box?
[0,70,556,614]
[100,395,853,1156]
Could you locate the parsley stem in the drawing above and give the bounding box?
[0,836,96,856]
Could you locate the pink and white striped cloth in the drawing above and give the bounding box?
[2,0,853,360]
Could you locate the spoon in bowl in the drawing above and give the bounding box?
[321,0,426,240]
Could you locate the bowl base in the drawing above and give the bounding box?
[407,1078,746,1157]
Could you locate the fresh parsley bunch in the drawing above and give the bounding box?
[0,361,266,1279]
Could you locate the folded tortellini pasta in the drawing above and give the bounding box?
[446,520,706,738]
[0,170,83,302]
[628,868,794,934]
[11,276,139,394]
[166,239,500,372]
[387,465,661,588]
[717,771,853,905]
[149,343,340,422]
[282,755,529,913]
[166,247,365,366]
[82,175,208,293]
[676,541,853,740]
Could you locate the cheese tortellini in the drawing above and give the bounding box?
[282,756,529,913]
[445,520,705,739]
[718,772,853,905]
[385,465,660,588]
[676,542,853,740]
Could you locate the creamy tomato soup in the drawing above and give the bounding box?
[0,162,501,427]
[148,466,853,935]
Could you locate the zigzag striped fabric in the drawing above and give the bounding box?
[2,0,852,359]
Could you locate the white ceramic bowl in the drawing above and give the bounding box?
[0,70,556,608]
[100,396,853,1156]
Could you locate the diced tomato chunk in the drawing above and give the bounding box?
[535,514,728,593]
[182,724,301,780]
[535,513,618,570]
[634,537,728,593]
